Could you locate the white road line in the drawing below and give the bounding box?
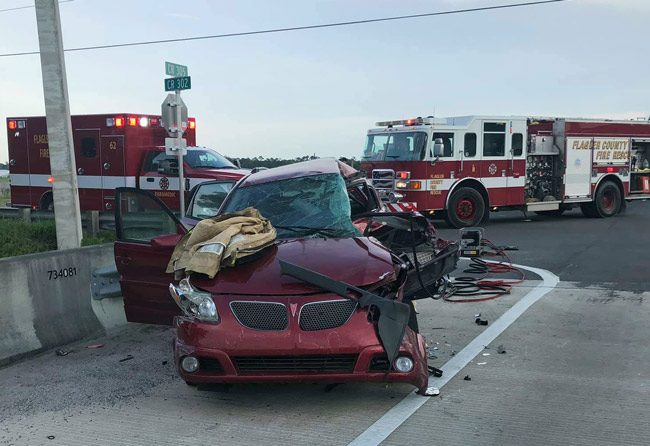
[347,263,559,446]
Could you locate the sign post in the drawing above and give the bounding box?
[162,62,191,217]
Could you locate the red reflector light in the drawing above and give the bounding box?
[606,167,614,173]
[48,176,55,184]
[128,116,137,126]
[188,119,196,130]
[8,120,17,130]
[115,117,124,127]
[396,171,410,179]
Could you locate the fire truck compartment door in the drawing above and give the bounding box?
[114,187,186,325]
[565,138,593,198]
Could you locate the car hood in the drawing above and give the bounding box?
[191,237,395,296]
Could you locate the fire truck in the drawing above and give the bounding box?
[6,113,247,211]
[361,116,650,228]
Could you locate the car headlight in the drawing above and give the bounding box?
[169,277,219,322]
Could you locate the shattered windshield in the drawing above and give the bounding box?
[363,131,428,161]
[221,173,360,239]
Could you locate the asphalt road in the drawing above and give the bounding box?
[435,199,650,291]
[0,201,649,445]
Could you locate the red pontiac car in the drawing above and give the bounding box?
[114,159,458,394]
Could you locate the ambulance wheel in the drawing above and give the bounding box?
[40,193,54,211]
[445,187,485,228]
[594,180,621,217]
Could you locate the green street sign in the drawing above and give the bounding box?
[164,76,191,92]
[165,61,188,77]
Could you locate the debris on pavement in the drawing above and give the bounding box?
[86,344,104,349]
[427,349,438,359]
[47,436,55,440]
[119,354,134,362]
[463,375,472,381]
[477,362,487,365]
[55,349,69,356]
[420,386,440,396]
[497,344,507,354]
[428,366,443,377]
[475,317,489,326]
[482,353,491,356]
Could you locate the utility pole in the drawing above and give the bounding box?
[35,0,82,249]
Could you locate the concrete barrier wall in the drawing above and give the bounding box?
[0,244,127,365]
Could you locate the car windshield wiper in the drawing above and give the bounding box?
[274,225,343,237]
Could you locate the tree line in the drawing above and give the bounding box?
[226,156,360,170]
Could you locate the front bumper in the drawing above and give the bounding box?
[172,298,429,392]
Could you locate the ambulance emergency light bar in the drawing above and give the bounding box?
[8,115,196,130]
[376,117,435,127]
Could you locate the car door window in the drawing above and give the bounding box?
[115,188,182,242]
[188,181,235,220]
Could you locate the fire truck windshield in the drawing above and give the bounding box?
[185,149,237,169]
[363,131,428,161]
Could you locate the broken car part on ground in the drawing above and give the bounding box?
[114,159,459,394]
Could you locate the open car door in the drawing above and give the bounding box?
[114,187,187,325]
[114,181,235,325]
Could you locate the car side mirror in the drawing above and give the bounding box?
[233,158,242,169]
[433,138,445,158]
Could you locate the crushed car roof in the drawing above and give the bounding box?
[241,158,358,187]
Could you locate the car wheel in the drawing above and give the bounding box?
[594,180,621,217]
[445,187,485,228]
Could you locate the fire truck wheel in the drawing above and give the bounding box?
[40,193,54,211]
[445,187,485,228]
[594,180,621,217]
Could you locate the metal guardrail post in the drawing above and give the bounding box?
[90,211,100,237]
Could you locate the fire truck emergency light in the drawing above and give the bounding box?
[139,117,149,127]
[396,171,410,179]
[8,120,17,130]
[375,117,434,127]
[115,117,125,127]
[188,118,196,130]
[48,176,55,184]
[128,116,138,127]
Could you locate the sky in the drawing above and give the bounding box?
[1,0,649,163]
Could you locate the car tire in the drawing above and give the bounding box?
[445,187,485,228]
[594,180,621,217]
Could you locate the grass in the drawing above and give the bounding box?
[0,219,116,258]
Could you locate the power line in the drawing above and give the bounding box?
[0,0,74,14]
[0,0,569,58]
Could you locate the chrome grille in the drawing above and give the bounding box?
[371,169,395,190]
[299,299,358,331]
[230,301,288,331]
[233,355,358,373]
